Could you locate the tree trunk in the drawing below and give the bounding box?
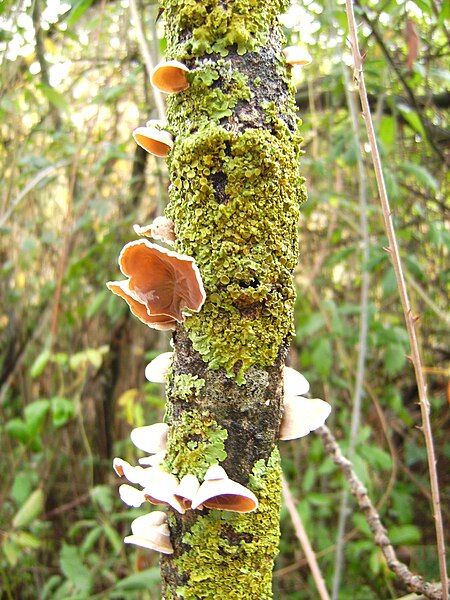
[159,1,306,597]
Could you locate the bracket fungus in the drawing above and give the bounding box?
[106,240,206,330]
[130,423,169,454]
[119,484,147,508]
[133,216,176,245]
[191,464,258,513]
[174,474,201,510]
[144,351,173,383]
[132,121,173,158]
[124,511,173,554]
[150,60,190,94]
[142,468,186,514]
[280,366,331,441]
[283,45,313,67]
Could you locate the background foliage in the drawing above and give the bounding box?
[0,0,448,598]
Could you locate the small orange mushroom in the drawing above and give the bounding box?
[132,123,173,158]
[150,60,190,94]
[106,240,206,330]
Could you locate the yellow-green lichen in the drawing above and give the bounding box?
[174,447,282,599]
[172,373,205,401]
[165,409,228,479]
[161,0,289,59]
[168,64,251,136]
[166,124,305,382]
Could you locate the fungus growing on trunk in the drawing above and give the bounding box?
[106,240,206,329]
[174,474,201,510]
[133,216,176,245]
[191,464,258,513]
[283,45,313,66]
[144,351,173,383]
[124,512,173,554]
[130,422,169,454]
[133,122,173,157]
[151,60,190,93]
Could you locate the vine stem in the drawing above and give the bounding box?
[281,475,331,600]
[344,2,448,597]
[331,62,370,600]
[128,0,166,121]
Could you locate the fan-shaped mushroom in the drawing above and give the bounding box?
[174,474,201,510]
[130,423,169,454]
[133,216,176,245]
[106,240,206,330]
[132,125,173,158]
[279,395,331,441]
[124,511,173,554]
[144,352,173,383]
[142,468,185,514]
[119,484,147,508]
[283,45,312,66]
[284,366,310,396]
[191,465,258,513]
[151,60,190,93]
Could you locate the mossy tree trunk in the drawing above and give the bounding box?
[159,1,306,597]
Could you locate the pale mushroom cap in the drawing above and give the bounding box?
[175,474,200,508]
[130,423,169,454]
[131,512,169,536]
[142,469,186,514]
[191,478,258,513]
[133,217,176,245]
[119,484,146,508]
[112,240,206,325]
[132,126,173,158]
[284,366,310,397]
[113,457,129,477]
[138,450,166,467]
[204,464,228,481]
[144,351,173,383]
[151,60,190,94]
[279,395,332,441]
[121,462,153,486]
[283,45,313,66]
[124,533,173,554]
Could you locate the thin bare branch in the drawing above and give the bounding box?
[344,2,448,596]
[332,62,370,600]
[128,0,166,121]
[281,475,331,600]
[318,425,443,599]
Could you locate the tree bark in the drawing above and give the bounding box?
[159,1,305,597]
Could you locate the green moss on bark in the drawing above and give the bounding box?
[173,448,282,599]
[172,374,205,401]
[164,409,228,479]
[166,124,305,382]
[161,0,289,58]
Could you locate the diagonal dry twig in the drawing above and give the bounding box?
[344,2,448,597]
[281,475,331,600]
[318,425,443,599]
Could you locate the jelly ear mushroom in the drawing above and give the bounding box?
[174,474,201,510]
[134,216,176,245]
[151,60,190,94]
[144,351,173,384]
[142,469,186,514]
[125,511,173,554]
[130,423,169,454]
[283,45,312,67]
[132,125,173,158]
[191,465,258,513]
[107,240,206,328]
[279,395,332,441]
[284,366,310,397]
